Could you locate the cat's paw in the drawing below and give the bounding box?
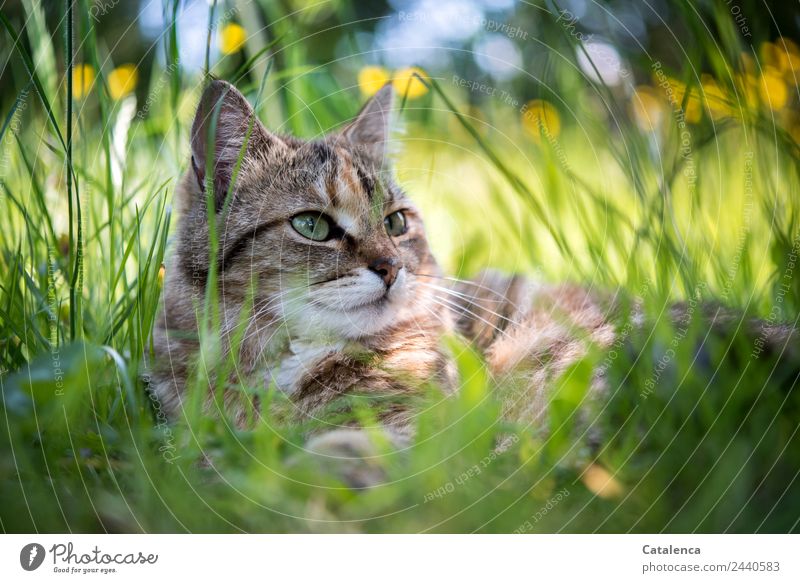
[301,429,390,489]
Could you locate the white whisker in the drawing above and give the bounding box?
[417,282,523,327]
[428,296,512,341]
[415,272,521,300]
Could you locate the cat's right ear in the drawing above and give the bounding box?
[190,80,277,209]
[339,83,397,169]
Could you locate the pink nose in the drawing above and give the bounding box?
[369,257,400,287]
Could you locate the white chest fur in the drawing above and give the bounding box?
[270,339,345,394]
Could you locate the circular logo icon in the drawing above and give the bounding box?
[20,543,46,571]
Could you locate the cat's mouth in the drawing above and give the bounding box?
[342,286,394,310]
[338,269,406,312]
[290,268,409,338]
[340,295,395,318]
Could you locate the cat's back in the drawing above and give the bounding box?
[446,270,617,422]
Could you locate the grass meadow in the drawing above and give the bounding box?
[1,0,799,532]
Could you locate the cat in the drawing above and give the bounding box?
[151,80,795,469]
[153,80,458,440]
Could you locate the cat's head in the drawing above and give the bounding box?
[176,80,441,340]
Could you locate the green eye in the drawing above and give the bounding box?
[384,210,407,236]
[291,213,331,241]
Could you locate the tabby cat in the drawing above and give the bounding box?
[151,80,790,464]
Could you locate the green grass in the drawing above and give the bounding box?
[0,1,799,532]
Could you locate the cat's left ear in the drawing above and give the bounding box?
[339,83,397,168]
[190,80,280,210]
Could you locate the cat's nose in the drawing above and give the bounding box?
[368,257,400,287]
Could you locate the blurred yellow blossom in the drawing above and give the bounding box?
[158,264,166,286]
[663,78,702,124]
[521,99,561,142]
[683,92,703,124]
[71,64,95,99]
[392,67,428,99]
[775,37,800,75]
[761,41,780,68]
[684,101,703,123]
[701,75,733,120]
[761,39,800,76]
[759,67,788,111]
[581,463,624,499]
[357,66,390,97]
[108,64,138,100]
[219,23,246,55]
[630,86,666,132]
[735,73,760,112]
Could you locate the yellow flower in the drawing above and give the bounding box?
[521,99,561,142]
[662,76,683,98]
[108,64,138,100]
[775,37,800,75]
[701,76,733,120]
[158,264,166,286]
[71,64,95,99]
[392,67,428,99]
[581,463,624,499]
[761,39,800,75]
[759,67,788,111]
[761,41,780,68]
[663,78,702,124]
[684,95,702,123]
[358,66,390,97]
[736,73,760,112]
[219,23,247,55]
[630,86,665,132]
